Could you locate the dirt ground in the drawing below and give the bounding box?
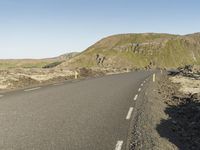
[0,68,74,90]
[0,66,135,91]
[0,67,109,91]
[129,73,200,150]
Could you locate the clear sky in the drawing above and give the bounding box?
[0,0,199,59]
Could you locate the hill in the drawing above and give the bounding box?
[60,33,200,69]
[0,59,55,69]
[0,52,79,69]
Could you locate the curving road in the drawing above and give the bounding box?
[0,71,152,150]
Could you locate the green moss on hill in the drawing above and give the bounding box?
[62,33,200,69]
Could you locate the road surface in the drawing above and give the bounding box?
[0,71,152,150]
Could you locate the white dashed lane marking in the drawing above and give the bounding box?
[24,87,41,92]
[141,83,143,86]
[53,83,64,86]
[138,88,141,92]
[126,107,134,120]
[115,141,123,150]
[134,94,138,101]
[0,95,3,98]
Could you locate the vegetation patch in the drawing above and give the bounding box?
[42,61,63,69]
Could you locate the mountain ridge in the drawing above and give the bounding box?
[59,33,200,69]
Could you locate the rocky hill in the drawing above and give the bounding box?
[60,33,200,69]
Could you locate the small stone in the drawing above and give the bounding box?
[172,120,177,125]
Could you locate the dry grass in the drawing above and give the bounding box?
[170,76,200,94]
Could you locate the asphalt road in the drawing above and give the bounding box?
[0,71,152,150]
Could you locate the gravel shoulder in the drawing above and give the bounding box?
[128,73,178,150]
[129,72,200,150]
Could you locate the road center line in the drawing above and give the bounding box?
[126,107,134,120]
[24,87,41,92]
[138,88,141,92]
[134,94,138,101]
[115,140,123,150]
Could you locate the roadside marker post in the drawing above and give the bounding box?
[153,73,156,82]
[75,71,78,79]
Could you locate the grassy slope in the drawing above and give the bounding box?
[62,33,200,69]
[1,33,199,69]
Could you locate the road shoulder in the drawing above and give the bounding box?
[127,74,178,150]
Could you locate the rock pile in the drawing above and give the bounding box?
[168,65,200,80]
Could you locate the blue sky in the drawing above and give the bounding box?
[0,0,199,59]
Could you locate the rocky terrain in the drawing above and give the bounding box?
[0,52,83,91]
[129,66,200,150]
[157,74,200,150]
[0,68,74,90]
[0,67,108,91]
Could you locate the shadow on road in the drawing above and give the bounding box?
[156,95,200,150]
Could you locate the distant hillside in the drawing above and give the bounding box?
[0,59,55,69]
[60,33,200,69]
[0,52,79,69]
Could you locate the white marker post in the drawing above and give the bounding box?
[24,87,41,92]
[153,73,156,82]
[75,71,78,79]
[126,68,129,73]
